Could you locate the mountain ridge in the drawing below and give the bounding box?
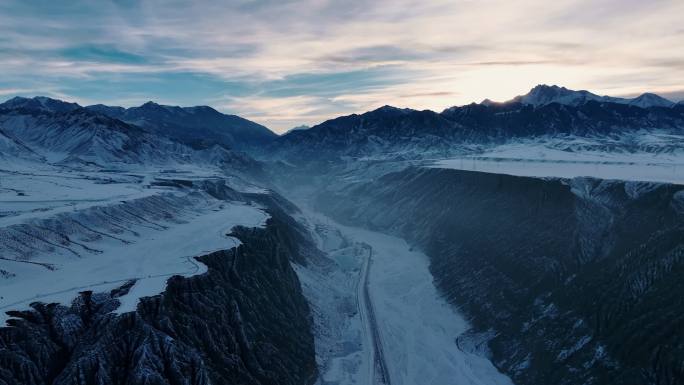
[0,97,266,175]
[271,86,684,162]
[0,96,278,151]
[84,100,277,150]
[507,84,675,108]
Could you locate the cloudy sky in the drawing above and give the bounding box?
[1,0,683,132]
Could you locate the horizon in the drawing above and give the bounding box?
[1,1,683,132]
[4,83,680,134]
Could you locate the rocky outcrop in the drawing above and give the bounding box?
[0,196,317,385]
[316,167,684,385]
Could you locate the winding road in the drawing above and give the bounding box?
[357,243,392,385]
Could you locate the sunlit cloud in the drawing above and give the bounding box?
[0,0,682,132]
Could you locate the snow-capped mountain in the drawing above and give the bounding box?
[1,96,277,155]
[0,105,185,165]
[508,84,676,108]
[0,96,268,177]
[0,96,81,113]
[627,92,676,108]
[271,90,684,162]
[510,84,621,106]
[87,101,277,150]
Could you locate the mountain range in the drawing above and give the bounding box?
[86,101,276,150]
[3,84,681,164]
[0,96,277,153]
[271,85,684,162]
[3,85,683,167]
[0,96,276,173]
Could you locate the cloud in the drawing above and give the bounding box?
[0,0,682,131]
[218,95,345,132]
[0,88,37,96]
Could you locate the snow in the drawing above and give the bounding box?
[431,136,684,185]
[110,202,267,314]
[343,226,513,385]
[0,164,269,325]
[0,198,267,324]
[0,168,156,227]
[557,335,592,362]
[292,202,514,385]
[292,216,370,385]
[629,93,675,108]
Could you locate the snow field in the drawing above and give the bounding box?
[0,167,269,324]
[293,204,514,385]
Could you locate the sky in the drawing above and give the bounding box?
[1,0,683,133]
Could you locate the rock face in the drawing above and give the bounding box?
[316,167,684,385]
[0,195,317,385]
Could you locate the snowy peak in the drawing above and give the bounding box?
[283,125,310,135]
[0,96,81,113]
[628,93,675,108]
[512,85,614,107]
[509,85,675,109]
[371,105,414,115]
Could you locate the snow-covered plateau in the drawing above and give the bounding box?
[0,163,268,325]
[431,134,684,184]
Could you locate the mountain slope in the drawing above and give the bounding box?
[0,128,43,162]
[0,97,267,177]
[0,106,186,165]
[272,105,458,161]
[628,92,676,108]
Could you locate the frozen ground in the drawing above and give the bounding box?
[431,136,684,184]
[292,216,370,385]
[0,163,268,325]
[0,162,265,227]
[292,202,514,385]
